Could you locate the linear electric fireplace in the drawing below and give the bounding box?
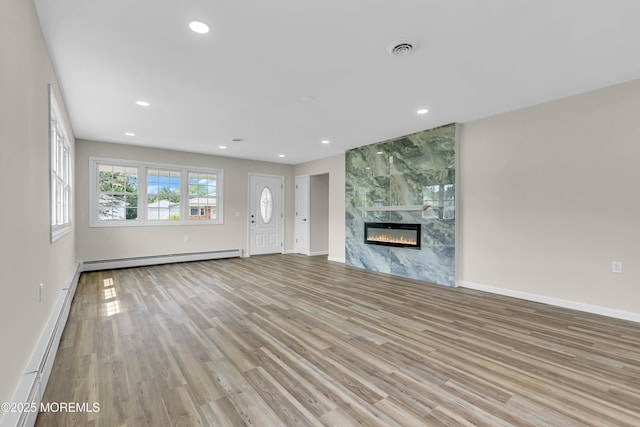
[364,222,421,249]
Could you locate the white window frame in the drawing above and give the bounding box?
[89,157,223,227]
[50,85,72,242]
[95,161,140,222]
[147,167,182,222]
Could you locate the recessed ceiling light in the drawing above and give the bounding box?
[136,100,150,107]
[278,154,286,158]
[219,145,227,149]
[231,138,244,142]
[125,132,135,136]
[189,21,210,34]
[417,108,429,115]
[301,96,315,102]
[321,140,330,144]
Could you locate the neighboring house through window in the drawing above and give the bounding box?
[188,171,217,220]
[147,168,181,220]
[90,157,222,226]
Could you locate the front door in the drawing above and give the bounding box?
[249,174,283,255]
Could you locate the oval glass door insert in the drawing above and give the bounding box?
[260,187,273,223]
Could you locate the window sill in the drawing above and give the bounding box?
[51,224,72,242]
[89,220,224,228]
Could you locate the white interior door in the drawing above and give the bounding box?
[295,175,310,255]
[249,174,283,255]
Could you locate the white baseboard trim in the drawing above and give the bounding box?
[328,256,346,263]
[288,251,329,257]
[2,262,82,427]
[458,281,640,324]
[282,249,296,255]
[82,249,241,271]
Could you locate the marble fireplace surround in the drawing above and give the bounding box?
[345,124,456,286]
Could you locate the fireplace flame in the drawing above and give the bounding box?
[367,234,417,245]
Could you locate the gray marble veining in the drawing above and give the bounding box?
[345,124,456,286]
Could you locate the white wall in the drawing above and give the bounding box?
[459,79,640,316]
[75,140,295,260]
[309,174,329,254]
[295,154,346,262]
[0,0,76,409]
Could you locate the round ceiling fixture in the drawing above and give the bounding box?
[387,40,417,57]
[189,20,210,34]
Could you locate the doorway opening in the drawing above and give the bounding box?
[295,174,329,256]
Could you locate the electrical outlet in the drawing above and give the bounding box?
[612,261,623,274]
[184,235,189,242]
[39,283,44,303]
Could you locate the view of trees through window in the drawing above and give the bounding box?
[147,169,181,220]
[93,159,221,225]
[98,165,138,220]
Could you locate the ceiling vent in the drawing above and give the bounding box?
[387,40,417,57]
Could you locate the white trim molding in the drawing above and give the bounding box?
[3,263,82,427]
[89,157,224,228]
[328,256,346,264]
[49,85,73,243]
[458,281,640,324]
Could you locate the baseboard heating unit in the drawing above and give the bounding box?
[2,263,82,427]
[82,249,242,272]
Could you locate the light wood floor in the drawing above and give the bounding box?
[36,254,640,426]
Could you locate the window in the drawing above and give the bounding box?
[147,169,181,220]
[90,158,223,226]
[260,187,273,223]
[50,86,72,241]
[97,163,138,221]
[188,172,217,220]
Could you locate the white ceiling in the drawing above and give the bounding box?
[34,0,640,165]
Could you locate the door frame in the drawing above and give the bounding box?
[247,173,285,257]
[295,175,310,255]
